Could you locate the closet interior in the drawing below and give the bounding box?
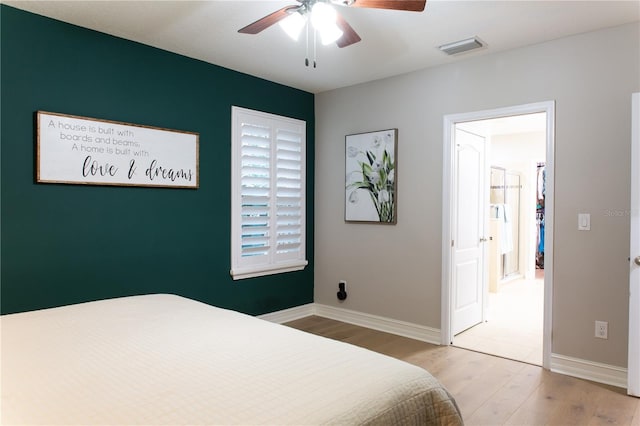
[536,162,545,270]
[488,167,522,292]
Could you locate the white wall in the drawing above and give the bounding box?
[314,23,640,368]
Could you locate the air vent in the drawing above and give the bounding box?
[439,37,484,55]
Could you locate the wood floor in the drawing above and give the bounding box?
[285,316,640,426]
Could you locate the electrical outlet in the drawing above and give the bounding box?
[337,280,347,301]
[595,320,608,339]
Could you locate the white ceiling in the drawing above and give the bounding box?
[4,0,639,93]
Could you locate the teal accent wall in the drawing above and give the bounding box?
[0,5,315,315]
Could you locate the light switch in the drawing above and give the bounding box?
[578,213,590,231]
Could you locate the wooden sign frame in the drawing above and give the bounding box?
[36,111,199,188]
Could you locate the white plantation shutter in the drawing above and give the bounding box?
[275,129,303,258]
[231,107,307,280]
[240,123,271,260]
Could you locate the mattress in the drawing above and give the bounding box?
[1,294,462,425]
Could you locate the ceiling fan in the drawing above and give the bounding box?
[238,0,426,52]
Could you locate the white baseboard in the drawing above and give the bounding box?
[315,304,441,344]
[257,303,314,323]
[260,306,629,389]
[259,303,440,345]
[550,353,628,389]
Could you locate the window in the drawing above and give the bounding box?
[230,107,307,280]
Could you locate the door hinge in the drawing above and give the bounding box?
[451,239,455,247]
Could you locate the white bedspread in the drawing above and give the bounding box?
[1,294,462,425]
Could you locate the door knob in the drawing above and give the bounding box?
[635,256,640,266]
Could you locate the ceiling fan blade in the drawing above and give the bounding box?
[335,14,361,48]
[346,0,426,12]
[238,6,298,34]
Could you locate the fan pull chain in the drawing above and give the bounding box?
[303,19,317,68]
[313,29,317,68]
[305,21,309,67]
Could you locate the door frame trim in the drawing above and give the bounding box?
[629,92,639,396]
[441,101,555,369]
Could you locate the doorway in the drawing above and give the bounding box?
[456,114,546,365]
[441,101,555,369]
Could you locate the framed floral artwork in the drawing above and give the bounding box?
[345,129,397,224]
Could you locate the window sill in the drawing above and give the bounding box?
[230,260,308,280]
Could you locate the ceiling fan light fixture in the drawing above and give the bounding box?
[279,11,307,41]
[310,2,336,28]
[439,37,485,55]
[310,2,343,44]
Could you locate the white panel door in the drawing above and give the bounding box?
[629,92,640,397]
[452,128,486,335]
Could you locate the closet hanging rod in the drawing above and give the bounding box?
[490,185,523,189]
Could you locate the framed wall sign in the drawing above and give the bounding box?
[37,111,199,188]
[345,128,397,224]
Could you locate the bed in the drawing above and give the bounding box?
[1,294,462,425]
